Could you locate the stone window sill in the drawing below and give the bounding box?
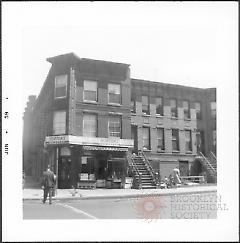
[83,100,98,104]
[108,103,122,107]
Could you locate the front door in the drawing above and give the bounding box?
[58,156,71,188]
[131,125,138,153]
[179,161,189,176]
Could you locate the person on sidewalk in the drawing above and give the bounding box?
[41,165,55,204]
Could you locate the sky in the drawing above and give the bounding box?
[12,1,236,112]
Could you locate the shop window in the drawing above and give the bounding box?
[142,96,149,114]
[54,75,67,99]
[183,100,190,119]
[83,114,97,137]
[157,128,165,150]
[185,130,192,152]
[170,99,178,118]
[84,80,97,102]
[109,116,121,138]
[172,129,179,151]
[156,97,164,116]
[108,83,121,104]
[53,111,66,135]
[195,102,202,120]
[211,101,216,119]
[142,127,150,150]
[81,156,94,176]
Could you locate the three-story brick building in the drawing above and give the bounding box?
[23,53,216,188]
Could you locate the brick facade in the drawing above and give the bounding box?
[23,53,216,187]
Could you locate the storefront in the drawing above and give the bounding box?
[44,135,133,189]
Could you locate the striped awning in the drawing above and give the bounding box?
[83,146,128,152]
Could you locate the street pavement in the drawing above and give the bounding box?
[23,176,218,219]
[23,192,218,219]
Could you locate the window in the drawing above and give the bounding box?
[108,83,121,104]
[142,127,150,150]
[109,116,121,138]
[83,114,97,137]
[142,96,149,114]
[157,128,165,150]
[183,101,190,119]
[84,80,97,102]
[55,75,67,98]
[170,99,178,118]
[211,101,216,118]
[185,130,192,152]
[172,129,179,151]
[53,111,66,135]
[131,100,136,113]
[195,102,202,120]
[213,130,216,146]
[156,97,164,116]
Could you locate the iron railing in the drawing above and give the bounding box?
[139,151,157,184]
[199,152,216,174]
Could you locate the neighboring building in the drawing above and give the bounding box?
[23,53,216,188]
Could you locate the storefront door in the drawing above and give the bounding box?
[58,156,71,188]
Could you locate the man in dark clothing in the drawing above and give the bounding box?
[41,165,55,204]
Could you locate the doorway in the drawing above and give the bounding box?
[179,161,189,176]
[58,156,71,189]
[131,125,138,153]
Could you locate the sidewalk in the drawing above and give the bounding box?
[23,184,217,201]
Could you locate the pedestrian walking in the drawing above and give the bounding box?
[41,165,55,204]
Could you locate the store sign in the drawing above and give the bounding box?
[45,135,69,145]
[45,135,133,148]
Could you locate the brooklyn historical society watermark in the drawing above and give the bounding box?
[132,192,228,221]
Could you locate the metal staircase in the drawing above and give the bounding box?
[197,152,217,183]
[128,152,157,189]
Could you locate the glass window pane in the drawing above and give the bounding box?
[83,114,97,137]
[172,129,179,151]
[53,111,66,135]
[55,75,67,98]
[108,83,120,94]
[142,127,150,149]
[108,84,121,104]
[157,128,164,150]
[84,80,97,91]
[109,117,121,137]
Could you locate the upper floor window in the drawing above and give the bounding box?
[131,100,136,113]
[108,83,121,104]
[142,127,150,150]
[142,96,149,114]
[183,100,190,119]
[170,99,178,118]
[213,130,216,147]
[172,129,179,151]
[108,116,121,138]
[84,80,97,102]
[211,101,216,119]
[53,110,66,135]
[83,114,97,137]
[195,102,202,120]
[55,75,67,99]
[157,128,165,150]
[156,97,164,116]
[185,130,192,152]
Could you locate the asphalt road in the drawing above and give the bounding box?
[23,192,218,219]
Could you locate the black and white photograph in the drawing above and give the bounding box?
[2,1,239,242]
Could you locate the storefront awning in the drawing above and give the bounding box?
[83,146,128,152]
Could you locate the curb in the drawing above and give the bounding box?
[23,187,217,202]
